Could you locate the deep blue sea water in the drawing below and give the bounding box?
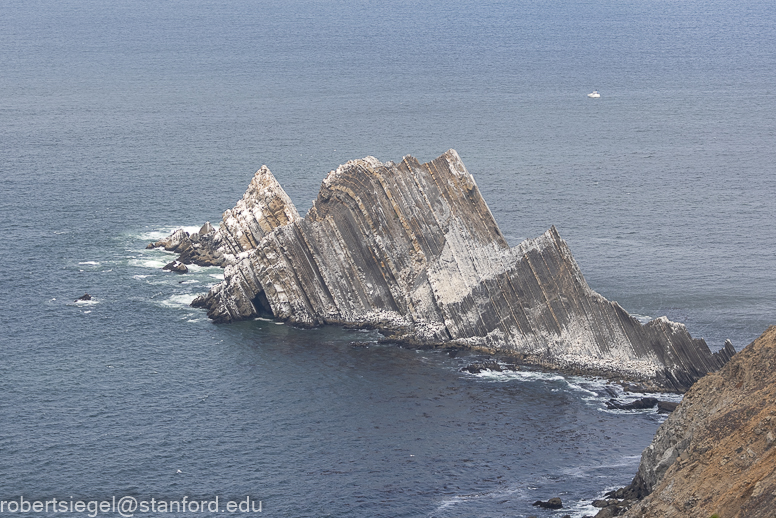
[1,1,775,516]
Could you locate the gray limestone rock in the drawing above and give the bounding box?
[199,221,214,235]
[172,150,733,391]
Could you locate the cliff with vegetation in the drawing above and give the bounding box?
[151,150,734,391]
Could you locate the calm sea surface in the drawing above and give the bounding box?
[1,1,774,516]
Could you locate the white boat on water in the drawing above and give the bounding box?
[587,90,600,98]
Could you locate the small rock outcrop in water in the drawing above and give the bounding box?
[162,260,188,273]
[606,326,776,518]
[151,150,734,391]
[532,497,563,509]
[656,400,679,413]
[605,397,659,411]
[460,361,518,374]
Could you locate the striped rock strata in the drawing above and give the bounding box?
[157,150,734,391]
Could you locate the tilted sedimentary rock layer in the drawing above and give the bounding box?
[153,150,734,391]
[615,326,776,518]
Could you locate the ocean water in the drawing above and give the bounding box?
[1,0,774,516]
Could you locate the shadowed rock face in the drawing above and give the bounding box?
[156,150,734,391]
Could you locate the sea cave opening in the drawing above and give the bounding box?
[251,290,275,318]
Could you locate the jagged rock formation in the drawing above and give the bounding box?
[614,326,776,517]
[152,150,734,390]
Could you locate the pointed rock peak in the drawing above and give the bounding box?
[254,164,275,180]
[199,221,214,235]
[649,316,689,333]
[243,165,300,225]
[439,148,467,176]
[322,156,385,188]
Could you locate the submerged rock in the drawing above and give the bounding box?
[460,361,517,374]
[163,150,733,391]
[605,397,659,410]
[656,400,679,413]
[532,497,563,509]
[162,260,188,273]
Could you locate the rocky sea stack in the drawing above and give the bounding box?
[151,150,735,391]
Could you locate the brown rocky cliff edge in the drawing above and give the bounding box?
[618,325,776,518]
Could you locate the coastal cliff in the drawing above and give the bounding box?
[596,326,776,517]
[152,150,734,391]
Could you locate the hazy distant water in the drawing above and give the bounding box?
[1,0,774,516]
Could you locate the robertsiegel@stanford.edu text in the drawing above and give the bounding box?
[0,496,262,517]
